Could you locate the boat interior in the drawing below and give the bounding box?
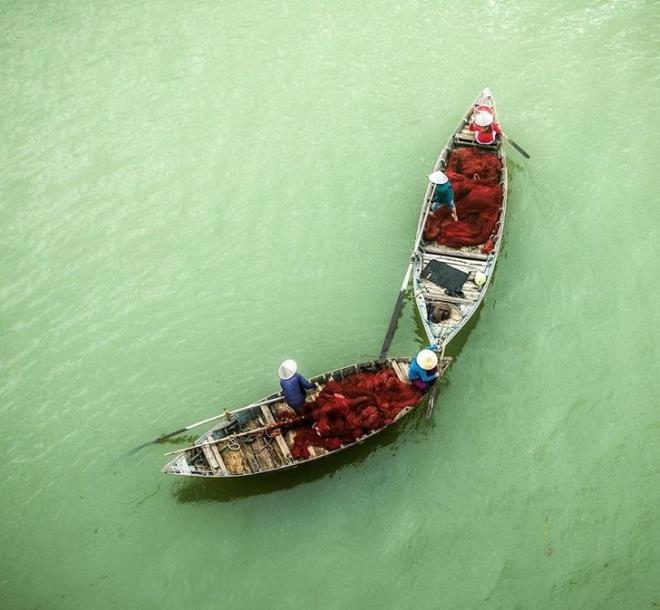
[414,100,507,347]
[163,359,414,478]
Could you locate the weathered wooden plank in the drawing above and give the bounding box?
[422,288,478,305]
[392,361,411,384]
[421,253,487,275]
[237,437,261,473]
[244,419,278,470]
[220,445,249,475]
[208,443,230,476]
[421,277,482,299]
[422,244,491,261]
[261,405,294,464]
[201,445,220,471]
[420,283,475,305]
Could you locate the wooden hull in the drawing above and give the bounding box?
[412,88,508,349]
[162,357,451,478]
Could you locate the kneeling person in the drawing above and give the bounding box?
[408,348,439,392]
[428,170,457,222]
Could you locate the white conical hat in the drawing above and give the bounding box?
[278,359,297,380]
[474,110,494,127]
[428,170,449,185]
[416,349,438,371]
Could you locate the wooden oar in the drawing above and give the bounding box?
[379,263,414,359]
[379,187,436,359]
[501,132,530,159]
[130,395,285,453]
[163,414,309,457]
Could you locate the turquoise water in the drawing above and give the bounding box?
[2,1,659,608]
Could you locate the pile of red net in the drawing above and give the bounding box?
[424,147,503,249]
[288,369,423,460]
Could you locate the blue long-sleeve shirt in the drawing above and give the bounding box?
[408,346,440,383]
[408,359,438,383]
[280,373,314,409]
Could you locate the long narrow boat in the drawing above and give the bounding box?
[412,88,508,349]
[162,356,451,478]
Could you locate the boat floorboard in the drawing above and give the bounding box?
[261,404,295,465]
[208,444,230,476]
[422,243,491,261]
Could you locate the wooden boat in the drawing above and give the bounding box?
[412,88,508,349]
[162,356,451,478]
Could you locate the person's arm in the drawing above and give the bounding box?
[418,368,439,382]
[430,186,441,212]
[299,374,315,390]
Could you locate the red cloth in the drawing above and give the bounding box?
[468,121,502,145]
[288,369,423,459]
[423,147,503,248]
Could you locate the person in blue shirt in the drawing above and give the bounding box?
[278,359,315,413]
[408,348,439,392]
[428,170,458,221]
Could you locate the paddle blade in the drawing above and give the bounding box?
[502,132,530,159]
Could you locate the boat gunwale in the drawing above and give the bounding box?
[161,357,452,478]
[412,89,509,349]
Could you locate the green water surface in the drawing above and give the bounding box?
[1,1,659,609]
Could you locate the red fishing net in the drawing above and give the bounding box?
[287,369,423,460]
[424,147,503,249]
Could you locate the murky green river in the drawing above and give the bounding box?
[2,1,659,608]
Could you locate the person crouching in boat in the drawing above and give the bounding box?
[278,359,315,413]
[428,170,458,222]
[469,108,501,145]
[408,349,439,392]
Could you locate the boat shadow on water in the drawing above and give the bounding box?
[171,407,440,504]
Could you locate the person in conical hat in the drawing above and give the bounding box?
[407,347,440,392]
[427,170,458,222]
[278,359,316,412]
[468,107,502,145]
